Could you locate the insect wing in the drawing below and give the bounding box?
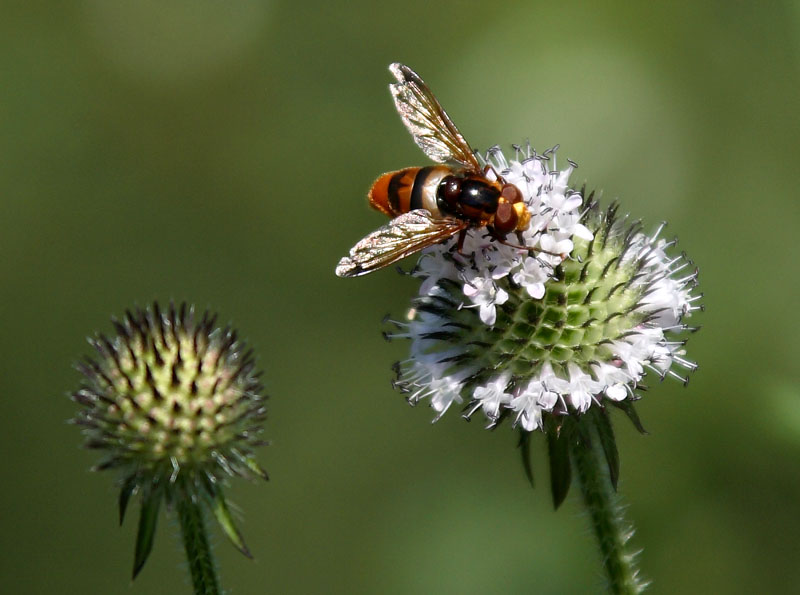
[389,63,481,172]
[336,210,467,277]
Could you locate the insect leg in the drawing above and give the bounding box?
[456,229,468,253]
[482,164,505,184]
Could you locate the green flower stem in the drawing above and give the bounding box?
[177,482,220,595]
[570,421,645,595]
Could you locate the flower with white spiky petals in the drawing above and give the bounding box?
[388,143,702,440]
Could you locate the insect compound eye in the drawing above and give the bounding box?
[437,176,462,210]
[494,200,518,234]
[501,184,523,204]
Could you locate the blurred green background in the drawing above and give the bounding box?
[1,1,799,593]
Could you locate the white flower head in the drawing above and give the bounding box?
[389,142,701,432]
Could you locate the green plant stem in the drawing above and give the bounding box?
[570,423,645,595]
[177,485,220,595]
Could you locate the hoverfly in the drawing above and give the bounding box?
[335,63,531,278]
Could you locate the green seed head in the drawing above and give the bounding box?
[416,204,663,379]
[72,302,268,485]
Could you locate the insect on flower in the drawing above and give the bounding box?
[335,63,532,277]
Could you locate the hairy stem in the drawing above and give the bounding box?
[177,484,220,595]
[570,421,646,594]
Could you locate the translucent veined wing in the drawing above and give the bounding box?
[336,210,468,277]
[389,63,481,172]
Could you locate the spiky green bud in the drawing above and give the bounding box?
[71,302,268,578]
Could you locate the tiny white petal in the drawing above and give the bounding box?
[571,223,594,241]
[473,375,512,421]
[512,257,548,299]
[479,303,497,326]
